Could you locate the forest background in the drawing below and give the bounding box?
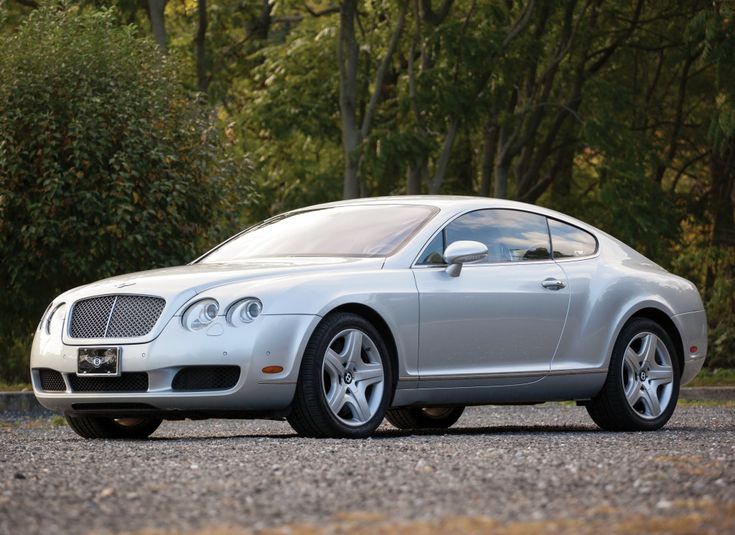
[0,0,733,383]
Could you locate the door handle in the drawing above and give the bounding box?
[541,278,566,290]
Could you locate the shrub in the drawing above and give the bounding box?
[0,5,252,382]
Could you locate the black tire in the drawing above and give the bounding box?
[65,415,162,439]
[386,406,465,430]
[586,318,681,431]
[287,312,394,438]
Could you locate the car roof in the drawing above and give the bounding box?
[305,195,597,234]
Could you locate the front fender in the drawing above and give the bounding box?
[196,269,420,382]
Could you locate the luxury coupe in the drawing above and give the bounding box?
[31,196,707,438]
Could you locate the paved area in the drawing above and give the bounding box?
[1,404,733,535]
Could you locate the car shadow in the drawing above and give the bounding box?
[139,424,605,442]
[52,423,720,442]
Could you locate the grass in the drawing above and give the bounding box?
[49,414,66,426]
[0,381,31,392]
[689,368,735,387]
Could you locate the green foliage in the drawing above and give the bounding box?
[671,223,735,369]
[235,18,343,216]
[690,368,735,386]
[0,0,733,383]
[0,4,253,382]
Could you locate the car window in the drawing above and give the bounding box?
[418,209,552,265]
[417,232,445,265]
[548,219,597,259]
[200,204,437,261]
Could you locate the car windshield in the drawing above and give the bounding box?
[200,204,437,261]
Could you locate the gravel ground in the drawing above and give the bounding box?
[1,404,733,535]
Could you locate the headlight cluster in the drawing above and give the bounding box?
[181,297,262,332]
[182,298,220,331]
[226,298,262,326]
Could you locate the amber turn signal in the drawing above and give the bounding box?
[262,365,284,374]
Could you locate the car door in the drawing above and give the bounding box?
[412,209,570,385]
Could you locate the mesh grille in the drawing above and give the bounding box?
[38,369,65,392]
[69,296,115,338]
[172,366,240,391]
[68,372,149,392]
[69,295,165,338]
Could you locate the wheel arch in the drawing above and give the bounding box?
[325,303,400,392]
[622,307,685,377]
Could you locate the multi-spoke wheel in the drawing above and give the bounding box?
[65,415,162,439]
[386,406,465,430]
[587,318,680,431]
[287,312,393,438]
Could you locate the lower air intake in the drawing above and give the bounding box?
[38,369,65,392]
[69,373,149,392]
[171,366,240,391]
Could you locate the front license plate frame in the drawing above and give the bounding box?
[77,347,121,377]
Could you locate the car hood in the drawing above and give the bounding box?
[62,257,386,305]
[56,257,385,345]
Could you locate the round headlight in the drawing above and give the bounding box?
[46,303,66,335]
[182,298,220,331]
[227,298,263,326]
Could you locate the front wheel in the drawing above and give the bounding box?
[287,313,393,438]
[586,318,680,431]
[386,406,465,430]
[65,415,162,439]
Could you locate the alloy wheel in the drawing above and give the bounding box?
[321,328,385,426]
[621,332,675,419]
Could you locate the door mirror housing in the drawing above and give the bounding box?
[443,240,488,277]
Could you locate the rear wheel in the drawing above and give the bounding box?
[65,415,162,439]
[586,318,680,431]
[287,312,393,438]
[386,406,465,430]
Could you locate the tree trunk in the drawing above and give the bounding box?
[148,0,168,53]
[710,140,735,249]
[406,158,428,195]
[480,122,497,197]
[195,0,208,92]
[248,0,272,41]
[429,120,459,194]
[338,0,360,199]
[494,159,509,199]
[337,0,405,199]
[706,138,735,293]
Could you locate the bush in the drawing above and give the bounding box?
[0,5,252,382]
[671,221,735,369]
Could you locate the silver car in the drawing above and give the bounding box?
[31,196,707,439]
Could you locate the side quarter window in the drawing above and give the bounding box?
[417,232,445,265]
[417,209,551,264]
[548,219,598,258]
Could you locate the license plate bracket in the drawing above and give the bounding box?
[77,347,121,376]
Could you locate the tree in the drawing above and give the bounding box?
[0,5,252,381]
[337,1,407,198]
[147,0,168,52]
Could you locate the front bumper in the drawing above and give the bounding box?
[31,313,321,415]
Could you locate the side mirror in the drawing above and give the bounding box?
[443,240,488,277]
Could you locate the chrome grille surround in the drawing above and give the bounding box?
[69,295,166,338]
